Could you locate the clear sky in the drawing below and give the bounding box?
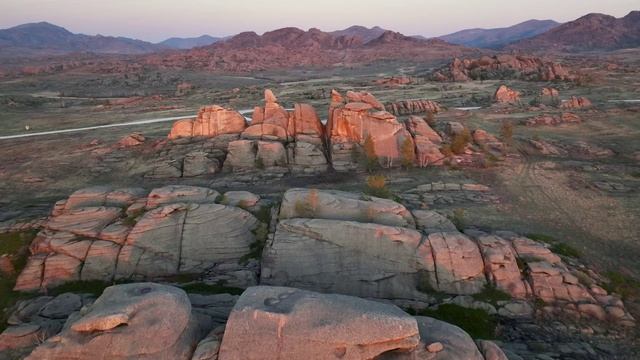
[1,0,638,42]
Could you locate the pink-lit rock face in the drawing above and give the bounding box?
[540,87,559,97]
[12,186,260,292]
[168,105,247,139]
[494,85,521,103]
[345,90,385,110]
[328,90,413,167]
[26,283,200,360]
[218,286,420,360]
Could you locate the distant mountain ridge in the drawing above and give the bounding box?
[158,35,223,49]
[0,22,164,55]
[438,19,560,49]
[329,25,387,43]
[507,11,640,51]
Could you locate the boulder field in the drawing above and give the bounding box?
[1,186,636,359]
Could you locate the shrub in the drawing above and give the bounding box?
[363,134,379,172]
[416,304,497,339]
[499,121,514,145]
[450,128,471,155]
[365,175,392,199]
[550,243,581,258]
[472,285,512,305]
[450,208,465,231]
[602,271,640,300]
[400,137,415,169]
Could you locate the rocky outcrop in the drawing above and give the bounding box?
[279,188,415,228]
[385,99,441,115]
[540,87,559,97]
[27,283,202,360]
[14,186,262,291]
[434,55,572,82]
[407,116,445,167]
[169,106,247,139]
[494,85,520,103]
[523,112,581,126]
[473,129,505,153]
[374,75,413,86]
[261,218,433,300]
[560,96,592,109]
[218,286,421,359]
[328,90,414,170]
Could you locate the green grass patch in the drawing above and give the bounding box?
[602,271,640,301]
[526,233,580,258]
[179,282,244,295]
[526,233,556,244]
[411,304,497,339]
[239,222,269,265]
[549,243,581,258]
[472,285,512,305]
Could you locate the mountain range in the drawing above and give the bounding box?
[157,35,223,49]
[1,10,638,59]
[507,11,640,51]
[438,19,560,49]
[0,22,163,55]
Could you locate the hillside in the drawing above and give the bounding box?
[438,19,560,49]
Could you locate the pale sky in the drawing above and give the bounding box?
[1,0,638,42]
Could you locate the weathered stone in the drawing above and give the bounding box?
[80,240,120,281]
[411,210,457,233]
[428,232,486,295]
[494,85,520,103]
[222,191,260,208]
[218,286,420,360]
[146,185,220,209]
[46,207,121,238]
[27,283,201,360]
[169,105,246,139]
[279,188,415,228]
[261,219,434,300]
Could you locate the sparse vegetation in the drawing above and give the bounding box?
[526,233,580,258]
[364,175,392,199]
[499,120,514,145]
[449,208,466,231]
[472,285,512,305]
[409,304,497,339]
[363,134,379,172]
[450,128,471,155]
[255,157,265,170]
[602,271,640,301]
[400,137,415,169]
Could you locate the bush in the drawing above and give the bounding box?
[400,137,415,169]
[550,243,581,258]
[499,121,514,145]
[365,175,392,199]
[450,208,465,231]
[602,272,640,300]
[414,304,497,339]
[472,285,512,305]
[363,134,379,172]
[450,128,471,155]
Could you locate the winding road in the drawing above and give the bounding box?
[0,109,257,140]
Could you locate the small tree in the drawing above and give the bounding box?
[450,128,471,155]
[400,137,415,169]
[363,134,379,172]
[365,175,392,199]
[499,121,514,145]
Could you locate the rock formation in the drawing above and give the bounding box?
[168,106,247,139]
[540,87,559,97]
[560,96,592,109]
[26,283,202,360]
[374,75,413,86]
[406,116,445,166]
[433,55,572,82]
[523,112,581,126]
[13,186,263,292]
[327,90,415,170]
[385,99,441,115]
[494,85,521,103]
